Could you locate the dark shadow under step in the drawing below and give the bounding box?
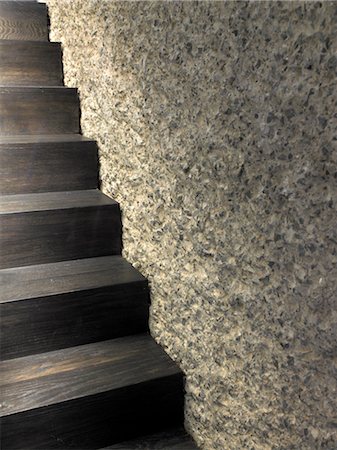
[101,427,199,449]
[0,334,184,449]
[0,134,98,194]
[0,189,122,269]
[0,255,150,360]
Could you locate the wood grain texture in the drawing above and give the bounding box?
[101,428,199,450]
[0,2,48,41]
[0,335,183,449]
[0,4,185,449]
[0,374,184,450]
[0,257,150,359]
[0,136,98,194]
[0,190,122,269]
[0,189,116,213]
[0,87,80,135]
[0,134,93,144]
[0,40,63,86]
[0,334,182,416]
[0,255,145,303]
[0,336,183,448]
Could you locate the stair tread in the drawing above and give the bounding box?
[0,39,59,47]
[0,136,98,195]
[0,255,146,303]
[0,333,181,417]
[101,428,198,450]
[0,189,117,214]
[0,39,63,86]
[0,134,92,145]
[0,2,47,9]
[0,1,48,42]
[0,1,44,3]
[0,85,76,91]
[0,86,79,135]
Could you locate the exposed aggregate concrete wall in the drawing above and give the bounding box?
[46,1,337,448]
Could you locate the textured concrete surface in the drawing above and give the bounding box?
[46,1,337,449]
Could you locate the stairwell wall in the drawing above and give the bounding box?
[46,1,337,448]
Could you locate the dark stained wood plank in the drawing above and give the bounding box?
[0,257,150,359]
[101,428,199,450]
[0,284,149,359]
[1,374,184,450]
[0,2,185,449]
[0,255,145,303]
[0,134,92,144]
[0,40,63,86]
[0,334,182,416]
[0,189,115,213]
[0,190,122,269]
[0,2,48,42]
[0,137,98,194]
[0,87,80,135]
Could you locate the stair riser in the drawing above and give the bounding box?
[0,41,63,86]
[0,141,99,194]
[0,88,80,135]
[0,205,122,269]
[1,282,150,360]
[102,429,198,450]
[0,374,184,450]
[0,2,48,42]
[0,3,185,448]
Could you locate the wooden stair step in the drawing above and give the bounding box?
[0,40,63,86]
[0,334,184,449]
[0,189,122,269]
[0,87,80,135]
[0,134,98,194]
[0,1,48,42]
[0,3,185,449]
[0,134,95,144]
[0,255,150,360]
[101,428,199,450]
[0,189,116,213]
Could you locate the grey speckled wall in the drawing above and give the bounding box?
[46,1,337,448]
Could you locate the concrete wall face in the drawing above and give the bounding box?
[46,1,337,448]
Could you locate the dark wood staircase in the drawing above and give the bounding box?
[0,2,197,448]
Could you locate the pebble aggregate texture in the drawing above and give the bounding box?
[46,1,337,449]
